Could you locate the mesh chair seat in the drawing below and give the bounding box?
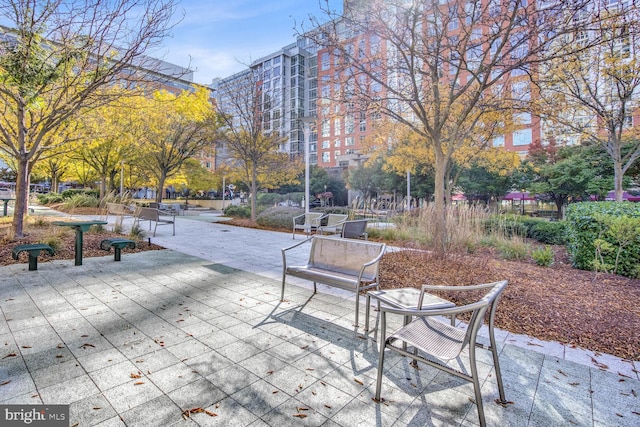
[388,317,466,360]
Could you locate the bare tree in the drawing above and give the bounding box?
[309,0,589,255]
[0,0,178,238]
[534,1,640,202]
[215,69,300,221]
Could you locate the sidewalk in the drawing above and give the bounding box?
[0,207,638,426]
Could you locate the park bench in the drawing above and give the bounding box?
[100,238,136,261]
[12,243,55,271]
[281,235,386,327]
[134,207,175,237]
[292,212,326,239]
[105,202,136,227]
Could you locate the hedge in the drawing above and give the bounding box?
[565,202,640,278]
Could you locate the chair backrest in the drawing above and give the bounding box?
[341,220,369,239]
[304,212,324,225]
[308,236,386,281]
[137,207,159,222]
[325,214,348,227]
[106,202,126,215]
[463,280,508,349]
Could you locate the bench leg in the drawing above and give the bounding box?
[28,254,38,271]
[313,281,317,294]
[114,247,122,261]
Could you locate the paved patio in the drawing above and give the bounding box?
[0,209,638,426]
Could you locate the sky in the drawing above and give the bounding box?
[157,0,343,85]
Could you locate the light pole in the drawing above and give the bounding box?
[222,175,226,210]
[301,116,315,215]
[120,161,124,196]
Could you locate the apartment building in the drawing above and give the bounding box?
[214,0,639,171]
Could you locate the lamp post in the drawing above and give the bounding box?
[120,161,124,196]
[222,175,226,209]
[301,116,315,215]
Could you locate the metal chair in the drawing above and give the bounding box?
[374,280,508,427]
[340,219,369,240]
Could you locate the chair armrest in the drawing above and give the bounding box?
[420,281,505,293]
[310,214,327,226]
[379,299,488,319]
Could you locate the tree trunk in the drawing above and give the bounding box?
[614,162,624,202]
[11,157,29,238]
[250,165,258,222]
[157,173,167,203]
[433,153,448,258]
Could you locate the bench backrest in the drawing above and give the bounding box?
[308,236,385,281]
[106,202,128,215]
[298,212,324,225]
[137,207,159,222]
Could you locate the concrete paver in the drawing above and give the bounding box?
[0,207,638,426]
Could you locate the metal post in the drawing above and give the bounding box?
[407,170,411,210]
[301,117,315,215]
[120,161,124,196]
[222,176,226,209]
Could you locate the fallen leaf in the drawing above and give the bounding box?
[21,345,32,349]
[130,373,142,379]
[133,381,144,385]
[2,353,17,359]
[292,414,307,418]
[354,378,363,385]
[1,380,11,386]
[204,410,217,417]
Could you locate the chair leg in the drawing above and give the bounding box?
[374,312,387,401]
[489,322,507,403]
[469,343,487,427]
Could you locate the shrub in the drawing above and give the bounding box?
[256,206,301,229]
[129,224,146,239]
[223,204,251,218]
[531,246,554,267]
[256,193,283,207]
[528,221,567,245]
[62,193,100,209]
[496,239,529,261]
[36,193,64,205]
[484,215,527,238]
[40,236,62,252]
[60,188,99,199]
[566,202,640,277]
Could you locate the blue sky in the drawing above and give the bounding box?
[158,0,343,85]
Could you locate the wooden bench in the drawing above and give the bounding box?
[134,207,175,236]
[12,244,55,271]
[100,238,136,261]
[281,235,386,327]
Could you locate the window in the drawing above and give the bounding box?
[345,115,355,133]
[334,139,341,147]
[512,81,530,101]
[334,150,341,159]
[321,120,330,137]
[334,118,342,135]
[322,140,330,149]
[345,136,355,146]
[322,152,330,162]
[513,129,532,146]
[321,52,330,70]
[514,112,531,125]
[492,135,505,147]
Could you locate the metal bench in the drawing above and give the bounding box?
[105,202,135,228]
[281,235,386,328]
[12,243,55,271]
[100,238,136,261]
[134,207,175,236]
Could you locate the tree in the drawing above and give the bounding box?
[216,69,301,221]
[457,148,520,205]
[74,92,138,200]
[534,2,640,202]
[135,88,220,203]
[0,0,177,238]
[312,0,588,255]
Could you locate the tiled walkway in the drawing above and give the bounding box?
[0,208,638,426]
